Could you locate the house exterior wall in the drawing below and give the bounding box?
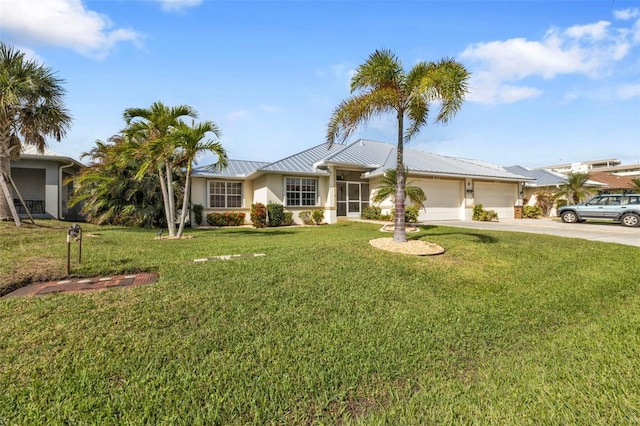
[11,159,62,218]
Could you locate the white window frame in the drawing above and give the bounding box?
[285,177,318,207]
[208,181,243,208]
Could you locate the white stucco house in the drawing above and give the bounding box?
[190,139,532,225]
[8,146,84,220]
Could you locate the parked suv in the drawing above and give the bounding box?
[558,194,640,227]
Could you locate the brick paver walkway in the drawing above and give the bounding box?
[2,273,159,298]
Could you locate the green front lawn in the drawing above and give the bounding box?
[1,221,639,424]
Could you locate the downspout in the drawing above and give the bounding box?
[59,162,75,220]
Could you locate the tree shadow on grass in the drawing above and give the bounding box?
[212,228,298,237]
[410,226,499,244]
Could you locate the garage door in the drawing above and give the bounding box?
[474,182,517,220]
[416,179,463,220]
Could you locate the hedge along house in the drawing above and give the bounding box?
[190,139,532,225]
[9,146,84,220]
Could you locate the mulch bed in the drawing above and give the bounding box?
[2,272,159,298]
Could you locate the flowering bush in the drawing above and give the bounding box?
[250,203,267,228]
[206,212,246,227]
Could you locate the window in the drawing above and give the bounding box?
[285,177,317,206]
[209,181,242,208]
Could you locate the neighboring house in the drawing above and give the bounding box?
[587,172,636,193]
[191,139,532,225]
[505,165,608,216]
[8,146,84,220]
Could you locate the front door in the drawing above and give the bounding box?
[337,181,369,217]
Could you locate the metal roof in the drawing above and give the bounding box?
[196,139,532,182]
[191,159,270,178]
[365,145,531,181]
[505,166,567,187]
[17,145,85,168]
[259,142,343,174]
[319,139,394,168]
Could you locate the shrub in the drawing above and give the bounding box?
[267,203,286,227]
[405,205,420,223]
[472,204,499,222]
[299,211,313,225]
[534,190,554,216]
[192,204,204,226]
[312,209,325,225]
[206,212,246,227]
[390,205,421,223]
[361,205,381,220]
[523,205,543,219]
[250,203,267,228]
[283,212,294,226]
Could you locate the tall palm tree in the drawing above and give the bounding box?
[123,102,197,236]
[327,49,469,242]
[630,178,640,192]
[172,120,227,238]
[372,167,426,208]
[555,172,597,204]
[0,42,72,220]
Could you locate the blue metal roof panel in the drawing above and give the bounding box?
[259,142,343,173]
[505,166,567,186]
[192,159,270,178]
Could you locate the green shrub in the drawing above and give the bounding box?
[472,204,499,222]
[390,205,421,223]
[250,203,267,228]
[523,205,543,219]
[206,212,246,227]
[312,209,325,225]
[192,204,204,226]
[283,212,294,226]
[299,210,313,225]
[361,205,381,220]
[267,203,285,227]
[556,199,568,209]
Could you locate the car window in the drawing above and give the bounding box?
[627,196,640,205]
[608,197,621,205]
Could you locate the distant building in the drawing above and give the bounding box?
[538,158,640,178]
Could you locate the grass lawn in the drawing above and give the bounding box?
[1,220,639,424]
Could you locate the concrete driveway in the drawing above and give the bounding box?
[422,218,640,247]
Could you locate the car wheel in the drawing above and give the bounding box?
[561,211,578,223]
[620,213,640,227]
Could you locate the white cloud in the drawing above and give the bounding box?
[614,8,640,21]
[0,0,142,59]
[155,0,203,12]
[226,110,249,121]
[565,21,611,41]
[461,16,639,104]
[316,63,355,90]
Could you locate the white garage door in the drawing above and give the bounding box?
[417,179,463,220]
[474,182,517,220]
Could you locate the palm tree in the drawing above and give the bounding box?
[0,42,72,221]
[372,167,426,209]
[630,178,640,192]
[172,120,227,238]
[555,172,597,204]
[68,135,166,228]
[123,102,197,236]
[327,49,469,242]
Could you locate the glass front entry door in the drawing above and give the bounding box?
[337,181,369,216]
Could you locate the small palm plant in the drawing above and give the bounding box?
[554,172,597,204]
[372,168,426,209]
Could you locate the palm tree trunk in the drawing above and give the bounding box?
[394,110,407,243]
[0,118,13,221]
[157,163,174,237]
[176,165,191,238]
[165,160,176,236]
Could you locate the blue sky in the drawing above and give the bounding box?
[1,0,639,168]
